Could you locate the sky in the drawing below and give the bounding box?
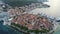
[30,0,60,18]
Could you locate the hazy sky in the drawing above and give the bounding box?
[30,0,60,18]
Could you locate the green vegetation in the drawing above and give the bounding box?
[2,0,37,7]
[11,23,49,34]
[11,23,28,31]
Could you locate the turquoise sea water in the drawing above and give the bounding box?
[53,25,60,34]
[0,20,60,34]
[0,20,23,34]
[0,12,60,34]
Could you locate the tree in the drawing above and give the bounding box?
[2,0,38,7]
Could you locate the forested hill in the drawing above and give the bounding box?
[1,0,37,7]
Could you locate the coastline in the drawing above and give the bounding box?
[53,23,58,31]
[48,23,58,34]
[53,23,60,34]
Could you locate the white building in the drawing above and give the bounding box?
[0,12,12,25]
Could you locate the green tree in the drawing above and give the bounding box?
[2,0,38,7]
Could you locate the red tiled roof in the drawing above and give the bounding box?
[11,13,52,30]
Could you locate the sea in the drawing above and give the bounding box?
[53,25,60,34]
[0,12,24,34]
[0,17,60,34]
[0,0,60,34]
[0,12,60,34]
[0,20,24,34]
